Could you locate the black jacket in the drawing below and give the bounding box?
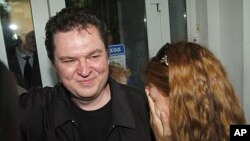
[19,79,154,141]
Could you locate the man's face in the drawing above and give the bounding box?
[53,26,109,103]
[25,31,37,52]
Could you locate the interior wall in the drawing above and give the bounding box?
[205,0,248,123]
[196,0,208,46]
[220,0,243,103]
[243,0,250,123]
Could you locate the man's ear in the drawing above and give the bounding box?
[51,64,60,82]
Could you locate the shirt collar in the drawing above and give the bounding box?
[16,48,34,58]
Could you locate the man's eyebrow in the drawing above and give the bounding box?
[58,56,75,60]
[57,49,104,60]
[89,49,103,55]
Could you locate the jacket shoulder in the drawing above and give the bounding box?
[120,84,147,103]
[19,85,61,140]
[19,86,54,107]
[19,85,62,120]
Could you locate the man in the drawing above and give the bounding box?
[7,30,42,92]
[19,7,153,141]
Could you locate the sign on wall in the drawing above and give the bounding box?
[108,44,126,67]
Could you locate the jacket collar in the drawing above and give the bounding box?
[109,78,136,128]
[53,78,136,129]
[53,83,75,128]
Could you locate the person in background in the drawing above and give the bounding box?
[143,41,246,141]
[7,30,42,92]
[19,7,153,141]
[0,61,20,141]
[109,62,131,84]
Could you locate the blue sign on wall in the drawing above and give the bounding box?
[109,44,125,56]
[108,44,126,68]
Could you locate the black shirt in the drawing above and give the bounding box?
[72,100,112,141]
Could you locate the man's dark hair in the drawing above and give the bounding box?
[45,6,108,63]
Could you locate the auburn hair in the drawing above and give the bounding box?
[143,41,245,141]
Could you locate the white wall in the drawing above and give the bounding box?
[243,0,250,123]
[207,0,221,57]
[196,0,208,46]
[205,0,249,123]
[220,0,243,105]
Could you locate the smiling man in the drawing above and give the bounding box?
[19,7,154,141]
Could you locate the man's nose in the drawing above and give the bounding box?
[76,60,91,77]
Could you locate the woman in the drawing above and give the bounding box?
[143,41,246,141]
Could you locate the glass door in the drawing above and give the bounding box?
[0,0,42,94]
[168,0,187,42]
